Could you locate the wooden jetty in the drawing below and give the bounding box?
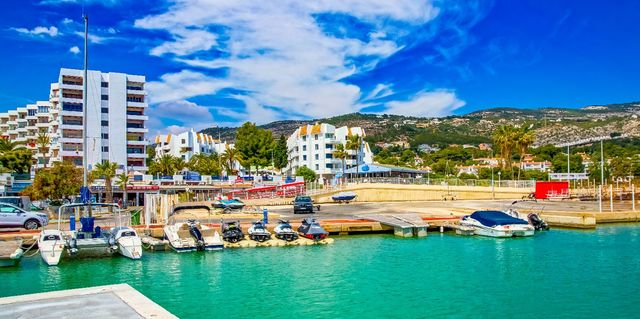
[363,213,429,237]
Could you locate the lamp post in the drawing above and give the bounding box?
[498,171,501,187]
[599,140,604,213]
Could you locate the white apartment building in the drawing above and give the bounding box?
[52,68,148,171]
[155,129,232,162]
[0,101,58,169]
[286,123,373,179]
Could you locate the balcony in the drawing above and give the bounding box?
[127,127,148,133]
[127,114,149,121]
[127,88,146,95]
[61,97,83,104]
[60,82,82,90]
[128,165,147,172]
[61,137,83,144]
[127,101,148,108]
[127,153,147,159]
[61,150,83,157]
[127,140,147,146]
[36,122,50,128]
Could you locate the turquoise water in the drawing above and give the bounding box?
[2,225,640,318]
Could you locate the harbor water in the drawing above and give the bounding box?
[2,224,640,318]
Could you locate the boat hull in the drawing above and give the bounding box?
[117,237,143,260]
[38,230,65,266]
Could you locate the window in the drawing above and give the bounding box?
[101,82,109,88]
[315,164,319,170]
[101,120,108,126]
[303,155,307,161]
[326,163,333,168]
[182,139,186,144]
[101,94,109,101]
[315,154,319,160]
[326,144,333,149]
[302,145,306,151]
[102,146,109,152]
[314,134,318,140]
[325,133,333,139]
[315,144,319,150]
[101,133,109,139]
[325,154,333,159]
[101,107,109,113]
[0,205,16,213]
[302,136,307,141]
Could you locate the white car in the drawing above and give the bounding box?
[0,203,49,230]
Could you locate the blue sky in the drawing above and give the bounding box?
[1,0,639,134]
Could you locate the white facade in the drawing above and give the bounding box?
[53,68,148,171]
[0,101,58,169]
[155,129,231,162]
[286,123,373,178]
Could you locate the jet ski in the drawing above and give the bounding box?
[274,219,298,242]
[221,220,245,243]
[248,220,271,242]
[297,218,328,241]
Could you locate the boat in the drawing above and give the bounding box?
[0,239,24,267]
[297,218,328,241]
[39,203,142,265]
[505,201,550,231]
[213,198,245,211]
[274,219,298,242]
[109,226,142,259]
[248,220,271,242]
[331,192,357,203]
[164,204,223,252]
[221,220,245,243]
[164,219,224,252]
[38,229,65,266]
[460,210,535,238]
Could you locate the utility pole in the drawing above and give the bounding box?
[599,140,604,213]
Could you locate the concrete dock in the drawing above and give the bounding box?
[0,284,176,319]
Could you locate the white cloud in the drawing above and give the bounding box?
[136,0,440,120]
[147,100,216,135]
[146,70,231,104]
[12,26,59,37]
[364,83,394,100]
[73,31,113,44]
[62,18,73,24]
[69,46,80,54]
[384,90,465,117]
[40,0,121,6]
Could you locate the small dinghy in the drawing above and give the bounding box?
[331,192,357,203]
[38,229,65,266]
[109,226,142,259]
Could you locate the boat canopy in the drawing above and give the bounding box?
[470,211,529,227]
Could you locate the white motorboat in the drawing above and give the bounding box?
[38,229,65,266]
[460,210,535,237]
[109,226,142,260]
[248,220,271,242]
[274,219,298,242]
[164,220,224,252]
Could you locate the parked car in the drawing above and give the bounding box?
[293,196,319,214]
[0,196,31,210]
[0,203,49,230]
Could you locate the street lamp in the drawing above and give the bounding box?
[498,171,501,187]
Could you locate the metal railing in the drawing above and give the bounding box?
[341,177,535,189]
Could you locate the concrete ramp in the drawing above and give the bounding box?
[364,214,429,237]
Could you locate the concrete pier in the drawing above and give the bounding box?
[0,284,176,319]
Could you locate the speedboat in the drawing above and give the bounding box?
[331,191,357,203]
[0,239,24,267]
[248,220,271,242]
[274,219,298,242]
[38,229,65,266]
[298,218,328,241]
[460,210,535,238]
[109,226,142,259]
[221,220,245,243]
[164,219,224,252]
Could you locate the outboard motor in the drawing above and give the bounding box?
[528,213,549,231]
[187,219,205,250]
[68,237,78,255]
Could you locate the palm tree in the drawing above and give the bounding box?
[93,160,118,205]
[515,127,535,180]
[346,134,363,178]
[221,145,240,175]
[155,154,179,176]
[36,131,50,169]
[0,139,24,154]
[493,125,517,176]
[115,172,130,208]
[333,143,348,181]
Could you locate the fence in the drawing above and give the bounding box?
[342,177,535,189]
